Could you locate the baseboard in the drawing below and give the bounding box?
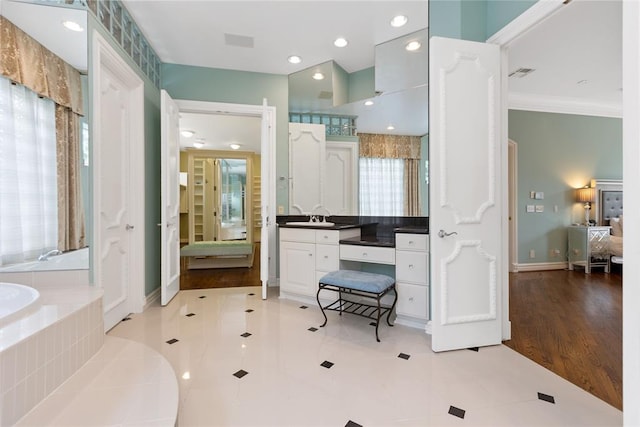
[515,262,568,272]
[143,287,161,310]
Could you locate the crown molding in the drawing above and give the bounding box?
[508,92,623,118]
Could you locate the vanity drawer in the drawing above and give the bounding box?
[396,234,428,252]
[396,251,429,284]
[315,229,340,245]
[396,282,429,320]
[316,244,339,271]
[280,227,316,243]
[340,244,395,265]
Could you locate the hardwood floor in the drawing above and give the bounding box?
[505,268,622,410]
[180,243,261,290]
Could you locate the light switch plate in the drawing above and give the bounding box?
[535,192,544,199]
[535,205,544,213]
[526,205,535,213]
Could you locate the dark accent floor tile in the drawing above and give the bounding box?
[300,305,308,309]
[468,347,479,352]
[186,313,196,317]
[122,317,131,321]
[398,353,411,360]
[166,338,179,345]
[233,369,248,379]
[308,327,318,332]
[538,392,556,404]
[245,309,254,313]
[241,332,252,338]
[248,293,255,296]
[448,405,466,419]
[320,360,334,369]
[199,296,206,299]
[345,421,362,427]
[369,321,377,326]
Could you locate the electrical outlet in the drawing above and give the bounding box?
[529,249,535,259]
[526,205,535,213]
[535,205,544,213]
[550,249,561,257]
[277,205,284,214]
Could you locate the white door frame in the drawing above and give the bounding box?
[486,0,566,340]
[508,140,518,273]
[92,31,145,325]
[174,99,277,293]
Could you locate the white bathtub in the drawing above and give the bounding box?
[0,282,40,328]
[0,247,89,273]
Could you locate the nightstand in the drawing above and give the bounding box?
[567,226,611,273]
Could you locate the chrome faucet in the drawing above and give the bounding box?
[38,249,62,261]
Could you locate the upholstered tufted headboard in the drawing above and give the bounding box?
[601,190,623,223]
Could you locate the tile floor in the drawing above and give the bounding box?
[108,286,623,426]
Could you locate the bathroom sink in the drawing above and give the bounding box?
[286,221,335,227]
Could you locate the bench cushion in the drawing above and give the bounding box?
[319,270,395,294]
[180,241,253,257]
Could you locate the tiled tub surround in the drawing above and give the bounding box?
[0,284,104,425]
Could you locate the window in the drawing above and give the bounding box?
[0,76,58,265]
[359,158,404,216]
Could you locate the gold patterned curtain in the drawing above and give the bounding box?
[359,133,422,215]
[358,133,421,159]
[0,16,84,115]
[56,106,86,251]
[1,15,86,250]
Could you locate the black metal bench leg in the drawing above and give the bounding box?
[386,285,398,327]
[317,285,328,327]
[375,294,382,342]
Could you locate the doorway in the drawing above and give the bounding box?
[173,99,276,297]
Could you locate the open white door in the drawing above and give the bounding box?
[260,99,269,299]
[429,37,503,352]
[160,89,181,305]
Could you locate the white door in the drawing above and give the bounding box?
[429,36,503,352]
[93,33,144,332]
[289,123,326,214]
[325,141,359,215]
[260,99,270,299]
[160,90,180,305]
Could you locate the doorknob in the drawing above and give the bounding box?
[438,229,457,238]
[126,224,134,230]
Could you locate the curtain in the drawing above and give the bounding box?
[358,133,421,159]
[404,159,421,216]
[0,76,58,265]
[56,106,86,251]
[359,158,404,216]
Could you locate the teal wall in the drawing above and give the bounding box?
[509,110,622,265]
[161,63,289,212]
[348,67,375,102]
[88,14,162,296]
[430,0,537,41]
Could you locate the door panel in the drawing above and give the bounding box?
[289,123,325,214]
[430,37,502,352]
[161,90,180,306]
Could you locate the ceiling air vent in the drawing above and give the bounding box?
[318,91,333,100]
[509,67,536,78]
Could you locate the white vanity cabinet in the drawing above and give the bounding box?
[394,233,429,328]
[279,226,360,302]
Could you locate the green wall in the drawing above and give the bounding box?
[430,0,537,41]
[509,110,622,265]
[88,14,162,296]
[161,63,289,212]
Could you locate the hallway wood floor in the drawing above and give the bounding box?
[505,268,622,410]
[180,243,261,290]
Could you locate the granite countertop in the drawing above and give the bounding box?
[278,222,375,230]
[339,235,396,248]
[394,226,429,234]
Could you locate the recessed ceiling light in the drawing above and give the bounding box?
[230,143,241,150]
[334,37,348,48]
[193,141,204,149]
[62,20,84,32]
[406,41,421,51]
[288,55,302,64]
[364,100,374,106]
[312,72,325,80]
[387,125,395,130]
[181,130,195,138]
[390,15,408,28]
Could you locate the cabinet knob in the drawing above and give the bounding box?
[409,264,414,269]
[324,255,328,259]
[309,253,313,257]
[409,297,414,302]
[362,252,368,257]
[409,240,414,244]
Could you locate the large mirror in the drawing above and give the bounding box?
[288,28,429,217]
[0,0,89,272]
